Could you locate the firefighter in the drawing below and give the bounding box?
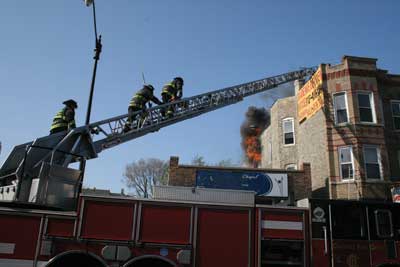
[161,77,184,117]
[124,84,162,132]
[50,99,78,135]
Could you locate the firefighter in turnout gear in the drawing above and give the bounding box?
[50,99,78,135]
[161,77,184,117]
[124,84,162,132]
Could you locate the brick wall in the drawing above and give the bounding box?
[324,56,392,200]
[380,73,400,180]
[168,156,312,201]
[260,55,400,201]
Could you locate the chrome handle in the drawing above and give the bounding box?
[323,226,328,255]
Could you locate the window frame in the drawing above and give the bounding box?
[374,209,393,238]
[338,146,354,180]
[282,117,295,146]
[397,150,400,170]
[331,204,367,240]
[285,163,297,170]
[391,100,400,131]
[357,91,376,124]
[333,92,350,125]
[363,145,383,180]
[267,141,272,164]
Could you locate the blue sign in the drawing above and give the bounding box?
[196,170,272,195]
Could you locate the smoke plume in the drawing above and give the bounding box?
[261,82,295,105]
[240,107,270,168]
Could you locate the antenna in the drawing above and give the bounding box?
[142,72,146,85]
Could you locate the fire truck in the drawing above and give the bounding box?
[1,66,400,266]
[1,187,400,267]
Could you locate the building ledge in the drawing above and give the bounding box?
[330,179,392,185]
[333,123,384,128]
[342,55,377,63]
[175,164,304,173]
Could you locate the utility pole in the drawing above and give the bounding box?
[85,0,102,125]
[77,0,102,202]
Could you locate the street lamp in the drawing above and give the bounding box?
[83,0,102,126]
[77,0,102,200]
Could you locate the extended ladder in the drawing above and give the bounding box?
[0,67,317,208]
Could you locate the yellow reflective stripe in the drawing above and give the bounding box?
[51,109,69,130]
[50,122,68,130]
[134,94,146,100]
[54,111,66,120]
[162,83,177,97]
[130,94,147,107]
[129,102,143,108]
[162,88,174,95]
[162,91,174,96]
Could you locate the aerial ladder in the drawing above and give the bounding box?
[0,67,317,210]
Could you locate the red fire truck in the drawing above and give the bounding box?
[0,68,318,267]
[1,190,400,267]
[1,66,399,266]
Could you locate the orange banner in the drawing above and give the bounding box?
[297,67,324,123]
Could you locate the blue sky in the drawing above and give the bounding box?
[0,0,399,192]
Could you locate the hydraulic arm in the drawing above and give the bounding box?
[0,67,317,208]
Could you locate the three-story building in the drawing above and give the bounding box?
[261,55,400,200]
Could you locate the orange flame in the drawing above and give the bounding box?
[244,127,262,167]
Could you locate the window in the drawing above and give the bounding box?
[267,141,272,164]
[398,150,400,169]
[391,101,400,130]
[334,92,349,124]
[331,204,367,239]
[375,209,393,238]
[358,92,375,123]
[363,146,381,179]
[285,164,297,170]
[339,146,354,180]
[283,118,295,145]
[261,240,303,267]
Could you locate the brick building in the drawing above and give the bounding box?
[261,55,400,200]
[168,156,312,204]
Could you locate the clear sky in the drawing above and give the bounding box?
[0,0,399,193]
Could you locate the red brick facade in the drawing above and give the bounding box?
[261,56,400,201]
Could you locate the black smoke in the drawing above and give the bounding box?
[240,107,270,167]
[261,82,295,106]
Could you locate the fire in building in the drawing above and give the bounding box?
[1,55,400,267]
[260,55,400,200]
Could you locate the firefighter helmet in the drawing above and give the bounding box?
[63,99,78,109]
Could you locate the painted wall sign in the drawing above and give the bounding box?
[298,67,324,123]
[196,170,288,197]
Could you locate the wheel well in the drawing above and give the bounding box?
[46,250,108,267]
[124,255,176,267]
